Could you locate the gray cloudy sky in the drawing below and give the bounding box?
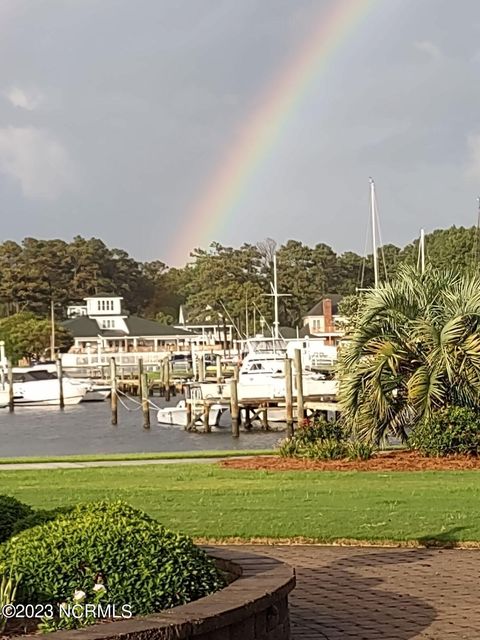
[1,0,480,266]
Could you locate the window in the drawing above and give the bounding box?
[97,301,101,311]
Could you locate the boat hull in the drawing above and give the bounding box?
[157,401,227,428]
[81,387,111,402]
[8,375,88,407]
[13,394,85,406]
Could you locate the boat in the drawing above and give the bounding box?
[204,336,338,401]
[27,364,110,403]
[3,367,88,406]
[0,389,16,408]
[77,381,111,402]
[157,399,228,428]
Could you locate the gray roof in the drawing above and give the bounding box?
[63,316,100,338]
[63,315,194,339]
[278,326,298,339]
[84,294,123,299]
[305,294,342,317]
[298,325,311,338]
[125,317,193,337]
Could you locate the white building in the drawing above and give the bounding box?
[62,295,199,370]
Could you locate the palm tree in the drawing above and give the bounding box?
[339,266,480,443]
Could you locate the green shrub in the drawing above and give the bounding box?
[279,418,376,461]
[347,441,377,461]
[279,417,348,460]
[0,500,223,615]
[295,418,346,445]
[278,436,300,457]
[0,496,34,543]
[0,572,21,633]
[305,439,347,460]
[11,506,74,536]
[409,406,480,456]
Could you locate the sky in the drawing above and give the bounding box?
[1,0,480,266]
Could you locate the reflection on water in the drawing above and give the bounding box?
[0,398,283,457]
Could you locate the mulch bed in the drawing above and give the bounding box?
[221,451,480,472]
[1,618,38,639]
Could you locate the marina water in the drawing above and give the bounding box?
[0,398,282,458]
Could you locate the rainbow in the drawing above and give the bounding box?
[169,0,378,265]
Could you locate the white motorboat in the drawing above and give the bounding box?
[4,367,88,406]
[23,364,110,403]
[77,381,111,402]
[195,337,338,402]
[222,337,338,400]
[157,399,227,428]
[0,389,15,408]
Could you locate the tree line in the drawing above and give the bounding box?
[0,226,479,332]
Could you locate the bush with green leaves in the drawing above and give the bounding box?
[346,441,377,461]
[303,439,347,460]
[0,495,34,543]
[0,501,223,615]
[409,406,480,456]
[11,506,74,536]
[279,417,346,460]
[0,572,21,633]
[278,417,376,461]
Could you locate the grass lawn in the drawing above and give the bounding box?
[0,450,274,465]
[1,464,480,544]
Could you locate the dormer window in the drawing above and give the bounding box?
[85,295,123,318]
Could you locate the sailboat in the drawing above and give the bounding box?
[357,177,386,292]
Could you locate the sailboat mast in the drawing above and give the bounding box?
[475,197,480,267]
[273,254,279,339]
[369,177,379,289]
[420,228,425,274]
[50,298,55,361]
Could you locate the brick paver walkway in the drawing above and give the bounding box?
[241,545,479,639]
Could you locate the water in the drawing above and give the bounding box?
[0,398,283,458]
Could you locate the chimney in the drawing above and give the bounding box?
[322,298,333,333]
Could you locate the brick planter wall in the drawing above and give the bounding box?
[51,546,296,640]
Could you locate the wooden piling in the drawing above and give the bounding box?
[294,349,304,425]
[7,361,14,412]
[138,357,144,384]
[158,359,164,395]
[261,405,269,430]
[186,401,193,431]
[141,372,150,429]
[198,355,205,383]
[230,379,240,438]
[165,359,171,402]
[192,351,198,380]
[110,358,118,425]
[216,354,222,383]
[285,357,294,437]
[203,401,211,433]
[56,358,64,409]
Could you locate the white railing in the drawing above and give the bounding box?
[61,351,170,370]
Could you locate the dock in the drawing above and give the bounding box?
[183,394,340,433]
